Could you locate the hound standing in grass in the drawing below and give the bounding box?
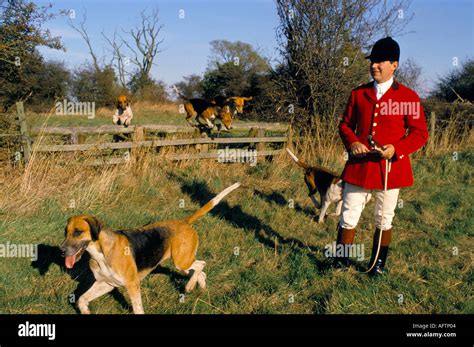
[337,37,428,275]
[286,148,344,223]
[60,183,240,314]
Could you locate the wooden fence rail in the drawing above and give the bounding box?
[36,136,288,152]
[14,102,289,165]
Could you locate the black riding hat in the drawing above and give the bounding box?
[365,37,400,62]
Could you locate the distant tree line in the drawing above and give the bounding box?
[1,0,472,131]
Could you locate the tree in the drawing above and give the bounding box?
[202,62,249,99]
[128,72,167,102]
[174,74,204,99]
[69,11,123,106]
[30,61,71,110]
[71,64,118,107]
[123,8,163,83]
[395,58,423,92]
[0,0,64,111]
[201,40,270,99]
[208,40,270,75]
[101,8,164,93]
[431,59,474,102]
[275,0,413,128]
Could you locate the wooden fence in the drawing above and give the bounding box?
[15,102,290,165]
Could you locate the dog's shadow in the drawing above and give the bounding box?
[168,174,334,273]
[31,244,190,313]
[31,244,130,313]
[253,189,319,221]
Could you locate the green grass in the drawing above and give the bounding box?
[0,147,472,314]
[27,106,182,128]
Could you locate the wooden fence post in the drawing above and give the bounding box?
[429,111,436,153]
[257,128,266,152]
[248,127,258,150]
[133,126,144,142]
[200,131,209,154]
[16,102,32,164]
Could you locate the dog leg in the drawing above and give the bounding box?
[334,200,343,216]
[318,200,331,223]
[309,194,321,209]
[197,272,207,290]
[330,200,343,216]
[184,260,206,293]
[78,281,114,314]
[206,118,214,129]
[125,282,144,314]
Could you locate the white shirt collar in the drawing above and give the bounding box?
[374,77,394,99]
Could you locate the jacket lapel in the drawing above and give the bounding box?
[363,81,377,103]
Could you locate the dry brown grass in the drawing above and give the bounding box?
[95,101,178,118]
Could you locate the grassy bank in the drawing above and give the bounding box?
[0,143,472,314]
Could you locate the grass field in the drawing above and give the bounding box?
[0,121,472,314]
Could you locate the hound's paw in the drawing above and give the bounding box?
[78,299,90,314]
[185,280,197,293]
[197,272,207,290]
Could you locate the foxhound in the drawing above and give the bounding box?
[173,85,219,129]
[286,148,344,223]
[113,95,133,127]
[60,183,240,314]
[214,96,253,116]
[216,105,234,131]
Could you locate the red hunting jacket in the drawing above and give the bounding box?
[339,80,428,190]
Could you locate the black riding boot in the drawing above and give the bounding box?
[368,228,391,277]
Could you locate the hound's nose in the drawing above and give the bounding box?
[59,242,67,256]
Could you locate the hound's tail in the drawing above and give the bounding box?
[286,148,309,170]
[172,85,188,100]
[185,183,240,224]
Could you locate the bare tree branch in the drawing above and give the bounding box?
[68,9,100,73]
[102,30,128,88]
[275,0,414,127]
[121,8,164,79]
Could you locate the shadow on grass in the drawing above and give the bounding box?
[168,174,333,274]
[150,265,190,293]
[31,244,131,313]
[253,189,319,220]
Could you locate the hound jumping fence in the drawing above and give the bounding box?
[14,102,289,165]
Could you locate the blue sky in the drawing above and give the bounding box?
[37,0,473,95]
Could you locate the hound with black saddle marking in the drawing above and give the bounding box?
[286,148,349,223]
[60,183,240,314]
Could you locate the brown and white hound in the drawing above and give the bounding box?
[173,85,219,129]
[213,95,253,115]
[286,148,344,223]
[113,95,133,127]
[60,183,240,314]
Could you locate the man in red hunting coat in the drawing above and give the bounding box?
[336,37,429,276]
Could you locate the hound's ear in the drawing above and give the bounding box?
[83,216,103,241]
